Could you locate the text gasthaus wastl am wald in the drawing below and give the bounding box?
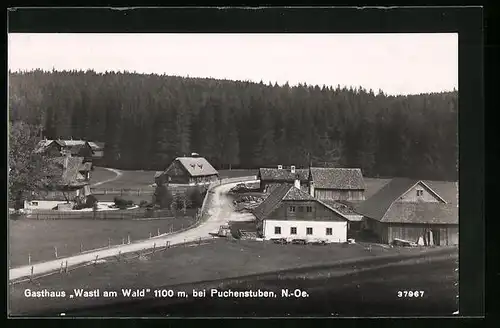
[23,288,310,299]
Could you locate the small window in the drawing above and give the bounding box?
[290,227,297,235]
[326,228,333,235]
[31,201,39,206]
[298,206,303,212]
[289,206,296,213]
[306,206,312,212]
[417,190,423,197]
[306,227,313,235]
[274,226,281,234]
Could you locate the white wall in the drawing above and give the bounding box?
[23,200,74,210]
[263,219,347,243]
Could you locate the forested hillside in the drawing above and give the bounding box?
[8,70,458,181]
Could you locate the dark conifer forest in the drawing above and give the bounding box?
[8,70,458,181]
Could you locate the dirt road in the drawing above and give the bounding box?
[90,168,123,187]
[9,180,257,281]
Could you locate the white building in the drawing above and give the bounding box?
[253,180,348,243]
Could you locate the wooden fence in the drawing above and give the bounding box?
[24,208,198,220]
[90,188,155,196]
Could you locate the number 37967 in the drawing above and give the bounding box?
[398,290,425,298]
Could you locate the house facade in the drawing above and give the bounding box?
[156,156,219,186]
[253,182,348,243]
[355,178,458,246]
[258,166,309,193]
[88,141,105,164]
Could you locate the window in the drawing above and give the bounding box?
[306,206,312,212]
[298,206,303,212]
[274,226,281,234]
[290,227,297,235]
[31,201,38,206]
[326,228,333,235]
[417,189,423,197]
[289,206,296,213]
[306,227,313,235]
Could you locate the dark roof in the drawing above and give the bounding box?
[321,200,359,215]
[258,168,309,182]
[253,184,347,221]
[173,157,218,177]
[355,178,455,225]
[310,167,365,190]
[34,140,63,153]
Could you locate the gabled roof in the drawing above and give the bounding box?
[88,141,105,150]
[173,157,218,177]
[34,139,64,153]
[258,168,309,182]
[253,184,348,222]
[355,178,455,224]
[309,167,365,190]
[321,199,359,215]
[50,157,88,186]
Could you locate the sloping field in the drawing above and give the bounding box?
[9,238,457,316]
[9,215,196,268]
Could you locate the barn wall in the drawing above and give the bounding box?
[314,189,365,201]
[399,183,440,203]
[387,223,458,246]
[189,175,219,185]
[166,160,190,184]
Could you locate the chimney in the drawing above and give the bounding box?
[290,165,296,174]
[277,165,283,170]
[294,174,301,189]
[309,180,315,197]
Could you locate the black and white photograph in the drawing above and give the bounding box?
[7,8,473,318]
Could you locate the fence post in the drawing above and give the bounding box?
[28,253,31,266]
[108,237,111,248]
[153,243,156,254]
[157,228,160,236]
[122,237,125,245]
[127,234,131,244]
[80,243,83,253]
[65,260,68,273]
[30,266,34,281]
[60,261,64,273]
[54,246,58,258]
[94,255,99,266]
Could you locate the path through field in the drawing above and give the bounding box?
[9,180,258,281]
[90,167,123,187]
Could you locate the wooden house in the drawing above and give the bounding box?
[355,178,458,246]
[88,141,105,164]
[253,179,349,243]
[155,156,219,186]
[308,167,365,201]
[24,156,91,210]
[258,165,309,193]
[35,139,94,163]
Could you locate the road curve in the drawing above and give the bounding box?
[9,180,258,281]
[90,167,123,187]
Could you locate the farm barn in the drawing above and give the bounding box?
[308,167,366,201]
[253,179,348,243]
[155,156,219,186]
[24,156,91,210]
[258,165,309,193]
[355,178,458,246]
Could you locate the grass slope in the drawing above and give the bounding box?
[9,239,457,316]
[9,216,196,268]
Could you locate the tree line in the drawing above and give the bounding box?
[9,69,458,181]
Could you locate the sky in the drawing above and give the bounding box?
[8,33,458,95]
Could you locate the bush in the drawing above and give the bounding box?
[187,187,205,209]
[114,197,134,209]
[139,200,149,207]
[154,185,174,209]
[86,195,98,208]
